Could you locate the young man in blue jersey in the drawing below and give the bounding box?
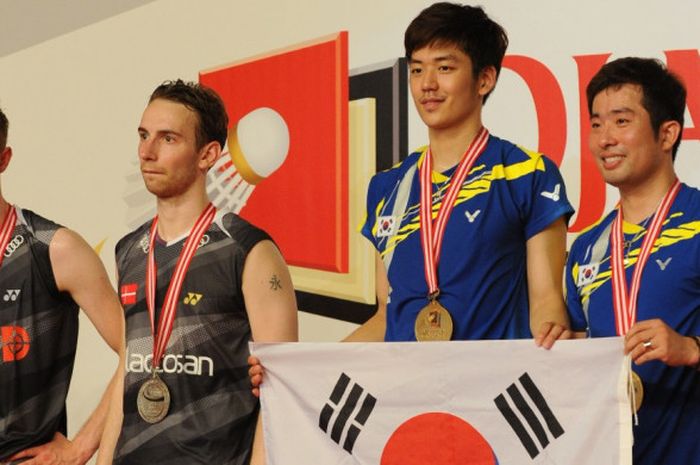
[250,2,573,392]
[345,1,573,344]
[0,107,123,464]
[566,57,700,464]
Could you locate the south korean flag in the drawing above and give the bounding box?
[252,338,632,465]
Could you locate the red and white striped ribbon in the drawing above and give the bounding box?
[610,179,680,335]
[0,205,17,269]
[419,127,489,296]
[146,203,216,369]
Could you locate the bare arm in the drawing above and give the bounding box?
[343,251,388,342]
[243,240,298,465]
[96,300,125,465]
[526,218,572,349]
[9,228,123,465]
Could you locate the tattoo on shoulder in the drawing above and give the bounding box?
[269,274,282,291]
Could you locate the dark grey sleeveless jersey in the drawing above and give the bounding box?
[0,207,79,460]
[114,210,271,465]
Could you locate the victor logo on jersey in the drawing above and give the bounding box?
[1,325,30,362]
[4,235,24,258]
[540,183,561,202]
[656,257,672,270]
[121,283,138,305]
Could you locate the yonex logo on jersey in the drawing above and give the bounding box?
[465,209,481,223]
[126,348,214,377]
[376,216,396,238]
[656,258,672,270]
[198,234,210,249]
[4,235,24,258]
[183,292,203,306]
[577,263,599,286]
[3,289,20,302]
[1,326,30,362]
[541,184,561,202]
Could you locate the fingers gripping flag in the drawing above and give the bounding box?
[253,338,632,465]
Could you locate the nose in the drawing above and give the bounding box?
[421,68,438,92]
[592,122,616,150]
[139,138,156,161]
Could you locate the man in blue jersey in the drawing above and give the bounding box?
[344,2,573,344]
[0,107,123,464]
[250,2,573,392]
[566,57,700,463]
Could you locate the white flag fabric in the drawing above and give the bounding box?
[252,337,632,465]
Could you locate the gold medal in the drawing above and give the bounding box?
[137,374,171,423]
[630,371,644,413]
[414,300,453,341]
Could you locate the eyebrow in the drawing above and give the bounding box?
[410,54,459,64]
[137,127,183,138]
[590,107,635,118]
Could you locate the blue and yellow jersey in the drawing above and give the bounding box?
[566,183,700,464]
[361,134,573,342]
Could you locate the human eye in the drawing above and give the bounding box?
[163,134,175,143]
[138,130,148,141]
[409,66,422,75]
[615,118,629,126]
[590,120,600,130]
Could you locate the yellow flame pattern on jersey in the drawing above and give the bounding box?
[373,147,546,257]
[574,213,700,303]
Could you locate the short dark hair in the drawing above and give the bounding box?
[149,79,228,150]
[404,2,508,102]
[587,57,686,159]
[0,107,8,151]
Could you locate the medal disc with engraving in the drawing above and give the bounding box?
[137,375,171,423]
[415,301,453,341]
[630,371,644,413]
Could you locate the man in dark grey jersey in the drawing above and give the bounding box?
[0,107,123,464]
[98,81,298,465]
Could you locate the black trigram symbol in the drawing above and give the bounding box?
[319,373,377,454]
[494,372,565,459]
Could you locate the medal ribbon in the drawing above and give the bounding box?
[146,203,216,369]
[419,127,489,296]
[0,205,17,269]
[610,179,680,335]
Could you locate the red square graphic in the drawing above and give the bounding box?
[120,283,138,305]
[200,32,349,272]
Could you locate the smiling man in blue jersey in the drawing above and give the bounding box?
[344,2,574,345]
[249,2,574,395]
[566,57,700,464]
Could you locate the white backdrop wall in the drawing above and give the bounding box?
[0,0,697,456]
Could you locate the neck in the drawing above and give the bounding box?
[427,117,483,173]
[155,190,211,241]
[0,194,9,222]
[619,170,677,224]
